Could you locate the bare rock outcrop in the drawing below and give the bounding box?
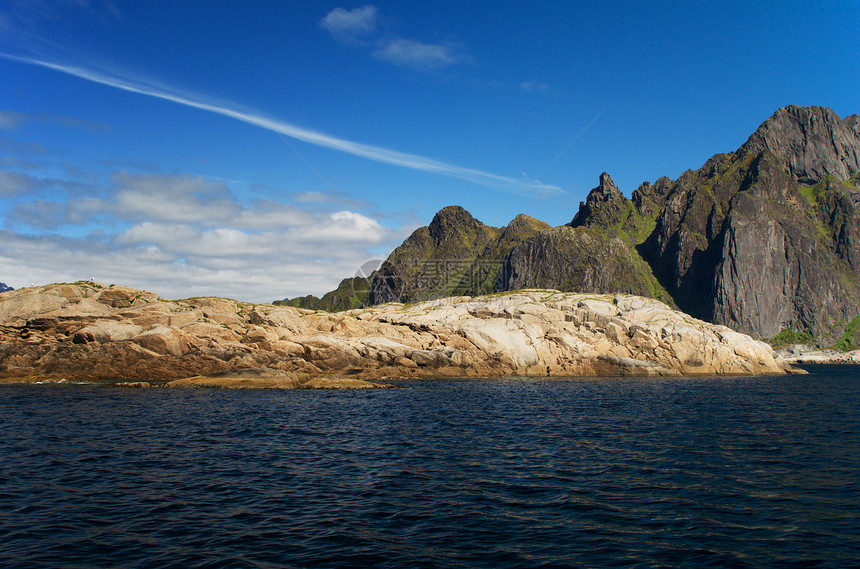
[569,172,630,228]
[0,282,797,388]
[740,105,860,184]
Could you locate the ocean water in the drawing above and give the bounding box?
[1,365,859,568]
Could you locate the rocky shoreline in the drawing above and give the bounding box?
[775,345,860,365]
[0,282,799,389]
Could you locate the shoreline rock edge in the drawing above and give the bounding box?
[0,283,801,388]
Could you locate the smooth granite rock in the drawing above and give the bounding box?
[0,283,799,388]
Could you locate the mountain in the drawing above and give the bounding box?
[634,105,859,343]
[275,276,371,312]
[282,106,860,345]
[0,283,13,293]
[365,205,504,305]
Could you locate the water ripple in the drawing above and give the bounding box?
[1,367,859,567]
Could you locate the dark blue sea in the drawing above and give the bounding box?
[1,365,859,568]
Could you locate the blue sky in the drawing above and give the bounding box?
[1,0,858,301]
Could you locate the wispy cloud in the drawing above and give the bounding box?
[0,111,25,131]
[0,0,121,30]
[0,51,558,195]
[321,7,546,86]
[0,170,37,195]
[322,4,468,73]
[372,39,462,71]
[520,81,551,93]
[0,109,111,131]
[466,78,553,95]
[110,172,238,223]
[319,5,378,44]
[0,169,88,199]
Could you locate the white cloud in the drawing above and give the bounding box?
[117,222,200,247]
[293,190,332,204]
[0,214,407,302]
[520,81,551,93]
[232,202,317,230]
[524,180,563,196]
[191,228,267,257]
[0,170,37,195]
[372,39,461,71]
[319,5,378,44]
[297,210,386,244]
[6,200,69,228]
[111,172,239,223]
[0,168,412,302]
[320,6,467,73]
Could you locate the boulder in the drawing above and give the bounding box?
[131,326,194,356]
[73,321,144,344]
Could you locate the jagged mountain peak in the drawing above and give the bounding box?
[740,105,860,184]
[569,172,630,228]
[597,172,622,197]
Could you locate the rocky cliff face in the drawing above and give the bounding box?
[739,105,860,184]
[635,106,860,340]
[570,172,631,228]
[0,282,794,387]
[496,226,656,297]
[497,172,670,302]
[286,106,860,343]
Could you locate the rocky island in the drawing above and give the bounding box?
[0,282,796,389]
[3,106,857,386]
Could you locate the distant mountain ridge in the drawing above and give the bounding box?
[0,283,13,293]
[282,106,860,345]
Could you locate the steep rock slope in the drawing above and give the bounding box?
[635,106,860,339]
[283,106,860,342]
[366,205,503,304]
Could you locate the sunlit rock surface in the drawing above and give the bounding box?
[0,282,797,388]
